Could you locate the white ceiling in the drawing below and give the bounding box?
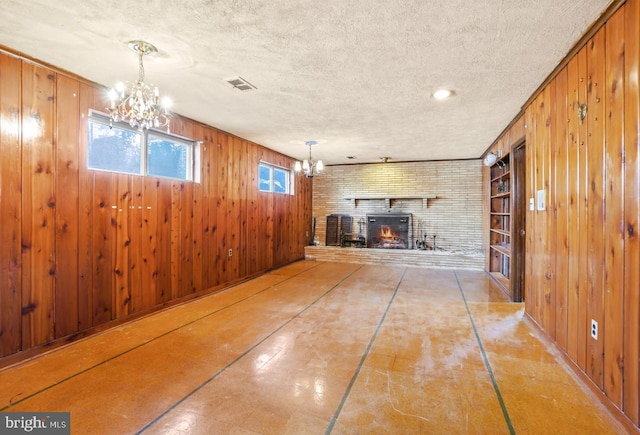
[0,0,612,165]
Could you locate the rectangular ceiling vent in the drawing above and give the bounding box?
[225,76,257,91]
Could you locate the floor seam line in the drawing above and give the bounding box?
[453,270,516,435]
[325,266,408,435]
[136,263,366,434]
[0,262,323,412]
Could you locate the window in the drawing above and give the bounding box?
[259,162,291,194]
[148,133,193,180]
[88,113,194,181]
[88,120,142,174]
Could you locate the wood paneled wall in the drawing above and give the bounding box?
[0,49,313,364]
[485,1,639,428]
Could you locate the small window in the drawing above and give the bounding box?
[148,133,192,180]
[88,119,142,175]
[259,164,272,192]
[88,113,194,181]
[258,162,291,194]
[273,168,288,193]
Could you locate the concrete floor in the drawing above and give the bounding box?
[0,261,629,434]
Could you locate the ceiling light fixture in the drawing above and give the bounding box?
[294,141,324,177]
[432,88,455,101]
[108,40,171,131]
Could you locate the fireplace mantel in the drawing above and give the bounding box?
[343,195,436,208]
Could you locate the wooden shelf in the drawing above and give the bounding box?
[491,170,511,182]
[344,195,437,209]
[490,228,510,236]
[490,244,511,257]
[488,154,512,292]
[491,191,511,199]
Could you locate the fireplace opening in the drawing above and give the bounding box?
[367,214,411,249]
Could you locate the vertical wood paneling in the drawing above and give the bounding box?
[54,74,80,338]
[566,54,581,362]
[129,176,144,312]
[181,178,195,296]
[141,177,158,307]
[192,124,204,293]
[623,0,640,424]
[524,104,535,312]
[21,63,56,348]
[0,48,307,372]
[487,4,640,428]
[247,142,259,276]
[544,82,557,337]
[113,174,131,318]
[603,6,625,407]
[170,180,181,299]
[177,119,195,297]
[156,179,172,304]
[532,91,547,325]
[0,54,22,357]
[202,128,218,289]
[76,83,98,332]
[577,45,590,371]
[92,171,114,325]
[238,138,249,279]
[216,133,229,285]
[228,136,241,281]
[586,29,606,388]
[554,68,569,351]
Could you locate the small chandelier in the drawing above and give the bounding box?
[108,40,171,131]
[294,141,324,177]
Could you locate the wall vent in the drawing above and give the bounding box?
[225,76,257,91]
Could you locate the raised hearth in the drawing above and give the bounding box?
[304,246,483,270]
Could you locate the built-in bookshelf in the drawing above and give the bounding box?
[489,154,511,291]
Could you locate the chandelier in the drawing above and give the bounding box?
[294,141,324,177]
[108,40,171,131]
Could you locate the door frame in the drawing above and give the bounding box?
[511,139,526,302]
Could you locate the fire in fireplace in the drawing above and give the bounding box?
[366,214,411,249]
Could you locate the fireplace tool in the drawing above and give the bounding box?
[415,219,429,250]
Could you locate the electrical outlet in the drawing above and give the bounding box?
[228,249,233,257]
[591,319,598,340]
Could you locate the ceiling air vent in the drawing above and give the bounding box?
[225,76,257,91]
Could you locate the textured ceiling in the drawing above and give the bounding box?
[0,0,612,165]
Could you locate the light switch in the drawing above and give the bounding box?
[537,189,546,211]
[529,198,534,211]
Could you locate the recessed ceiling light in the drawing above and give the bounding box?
[432,88,455,101]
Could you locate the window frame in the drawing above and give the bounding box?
[258,161,293,194]
[87,111,195,182]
